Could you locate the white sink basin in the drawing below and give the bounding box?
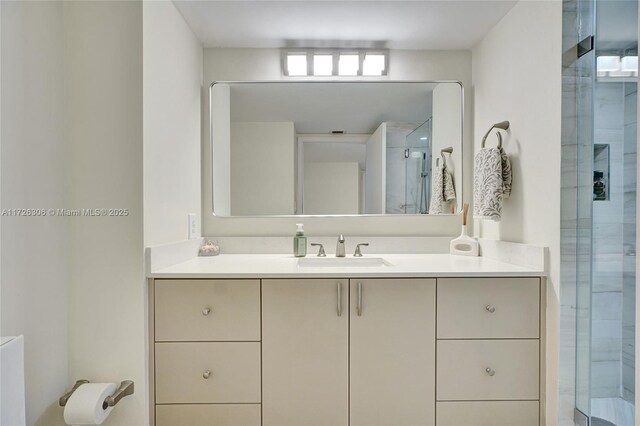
[297,257,393,268]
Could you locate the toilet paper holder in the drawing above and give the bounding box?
[59,380,134,408]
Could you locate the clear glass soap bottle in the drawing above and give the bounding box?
[293,223,307,257]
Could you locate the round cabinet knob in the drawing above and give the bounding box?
[203,370,212,379]
[485,367,496,376]
[202,307,212,316]
[485,305,496,313]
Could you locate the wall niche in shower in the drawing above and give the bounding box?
[593,143,610,201]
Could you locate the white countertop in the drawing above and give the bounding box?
[148,253,544,279]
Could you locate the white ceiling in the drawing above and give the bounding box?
[224,82,446,133]
[173,1,517,50]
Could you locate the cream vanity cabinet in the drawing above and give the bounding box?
[151,279,262,426]
[435,278,541,426]
[262,279,349,426]
[150,276,541,426]
[348,279,436,426]
[262,278,435,426]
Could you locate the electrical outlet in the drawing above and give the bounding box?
[188,213,198,240]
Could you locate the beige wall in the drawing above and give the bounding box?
[230,122,295,215]
[304,162,361,215]
[202,48,472,236]
[472,1,562,423]
[143,0,203,246]
[2,2,149,425]
[1,2,69,424]
[2,2,202,424]
[65,1,146,425]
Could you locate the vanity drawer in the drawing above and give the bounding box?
[437,340,539,400]
[155,404,261,426]
[437,278,539,338]
[155,342,261,404]
[436,401,539,425]
[155,279,260,341]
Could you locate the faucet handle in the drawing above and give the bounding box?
[310,243,326,257]
[354,243,369,257]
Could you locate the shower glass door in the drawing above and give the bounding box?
[571,1,638,425]
[385,119,432,214]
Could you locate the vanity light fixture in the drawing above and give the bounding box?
[362,53,386,76]
[286,53,308,76]
[313,54,333,76]
[596,53,638,80]
[597,55,621,72]
[338,54,360,76]
[621,55,638,72]
[608,68,633,78]
[283,49,388,77]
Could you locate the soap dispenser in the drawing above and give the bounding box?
[293,223,307,257]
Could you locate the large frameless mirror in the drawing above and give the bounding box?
[210,81,463,217]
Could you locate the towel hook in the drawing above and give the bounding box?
[481,120,510,148]
[440,147,453,167]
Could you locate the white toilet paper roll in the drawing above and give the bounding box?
[63,382,117,426]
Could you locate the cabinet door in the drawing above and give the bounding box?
[262,279,349,426]
[350,279,436,426]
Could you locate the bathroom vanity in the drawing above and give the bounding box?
[148,253,545,426]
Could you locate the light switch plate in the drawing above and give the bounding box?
[188,213,198,240]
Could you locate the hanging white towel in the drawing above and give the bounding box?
[473,146,512,220]
[429,161,456,214]
[429,162,444,214]
[443,163,456,202]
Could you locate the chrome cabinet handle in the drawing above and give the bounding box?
[203,370,212,379]
[202,307,212,316]
[357,282,363,316]
[337,282,343,317]
[485,367,495,376]
[485,305,496,313]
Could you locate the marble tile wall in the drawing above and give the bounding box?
[591,82,626,398]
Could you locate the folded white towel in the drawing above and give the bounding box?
[473,146,512,220]
[429,161,456,214]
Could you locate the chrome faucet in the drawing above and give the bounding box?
[336,234,345,257]
[354,243,369,257]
